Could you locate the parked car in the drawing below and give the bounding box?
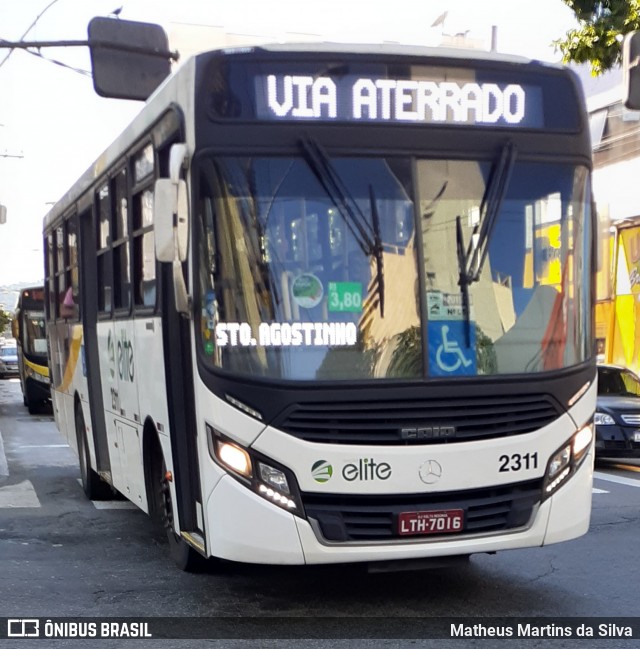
[0,344,19,378]
[595,364,640,459]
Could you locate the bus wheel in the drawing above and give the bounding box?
[75,404,112,500]
[156,457,207,572]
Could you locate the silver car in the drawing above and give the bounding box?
[0,344,19,378]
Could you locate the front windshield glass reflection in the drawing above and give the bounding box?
[196,156,592,381]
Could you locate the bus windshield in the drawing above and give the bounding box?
[196,154,592,381]
[23,310,48,357]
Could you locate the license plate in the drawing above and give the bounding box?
[398,509,464,536]
[634,432,640,443]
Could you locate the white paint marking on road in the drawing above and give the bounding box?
[0,480,41,508]
[0,432,8,477]
[592,487,609,494]
[92,501,138,510]
[18,444,69,449]
[76,479,137,509]
[594,471,640,489]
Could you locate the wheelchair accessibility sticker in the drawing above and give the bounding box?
[428,320,476,376]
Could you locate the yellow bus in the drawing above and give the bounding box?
[596,219,640,374]
[11,286,51,414]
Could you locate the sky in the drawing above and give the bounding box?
[0,0,579,288]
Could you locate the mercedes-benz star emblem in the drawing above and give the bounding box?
[419,459,443,484]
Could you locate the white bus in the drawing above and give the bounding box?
[44,43,596,571]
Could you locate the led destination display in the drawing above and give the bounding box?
[203,57,581,132]
[262,74,530,126]
[202,55,581,130]
[202,54,581,130]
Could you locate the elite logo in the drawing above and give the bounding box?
[311,458,392,483]
[342,458,392,481]
[311,460,333,483]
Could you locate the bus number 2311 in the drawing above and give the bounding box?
[498,452,538,472]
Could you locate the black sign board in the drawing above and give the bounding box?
[88,17,172,101]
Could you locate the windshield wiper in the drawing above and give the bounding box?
[456,214,472,347]
[369,184,385,318]
[457,141,517,345]
[300,135,385,316]
[464,140,517,283]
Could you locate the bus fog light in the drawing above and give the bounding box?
[258,483,297,510]
[544,466,571,495]
[548,445,570,480]
[258,462,290,494]
[543,444,571,496]
[543,425,593,498]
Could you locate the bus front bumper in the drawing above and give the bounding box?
[206,452,593,565]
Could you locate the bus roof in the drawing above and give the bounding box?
[42,42,571,231]
[234,41,547,66]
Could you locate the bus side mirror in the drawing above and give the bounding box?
[154,143,191,316]
[170,144,189,262]
[154,144,189,263]
[153,178,188,263]
[154,179,175,263]
[623,31,640,110]
[88,17,173,101]
[176,181,188,262]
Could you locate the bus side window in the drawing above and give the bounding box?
[97,183,113,315]
[133,188,156,308]
[60,287,77,319]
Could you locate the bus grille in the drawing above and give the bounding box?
[274,395,561,444]
[302,479,542,542]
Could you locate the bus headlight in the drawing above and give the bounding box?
[215,439,252,478]
[258,462,290,494]
[542,423,593,499]
[206,424,302,514]
[25,365,49,384]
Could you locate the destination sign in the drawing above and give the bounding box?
[202,56,580,130]
[260,74,532,126]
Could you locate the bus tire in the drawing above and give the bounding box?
[149,441,207,572]
[27,397,40,415]
[75,404,112,500]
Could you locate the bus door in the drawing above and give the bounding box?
[107,320,143,503]
[112,169,145,504]
[78,206,112,481]
[157,142,203,542]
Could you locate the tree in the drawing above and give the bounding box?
[0,307,12,336]
[554,1,640,74]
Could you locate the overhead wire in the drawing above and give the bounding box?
[0,0,63,71]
